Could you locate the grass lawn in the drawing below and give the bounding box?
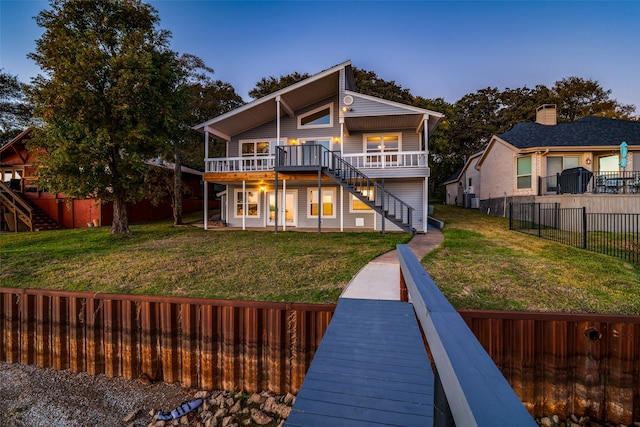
[0,221,410,303]
[424,205,640,315]
[2,208,638,314]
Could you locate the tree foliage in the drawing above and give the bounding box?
[0,70,34,146]
[352,67,414,105]
[158,54,243,225]
[248,72,310,100]
[552,77,635,121]
[28,0,181,234]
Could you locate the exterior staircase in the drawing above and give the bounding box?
[276,145,415,234]
[0,181,59,231]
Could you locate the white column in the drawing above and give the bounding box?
[282,179,287,231]
[424,177,429,233]
[204,131,209,230]
[340,186,344,232]
[242,180,246,230]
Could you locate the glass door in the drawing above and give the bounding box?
[267,191,297,226]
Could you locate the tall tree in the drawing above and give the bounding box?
[551,77,635,121]
[28,0,181,234]
[414,96,456,200]
[353,67,414,105]
[161,54,243,225]
[0,70,34,146]
[248,72,310,100]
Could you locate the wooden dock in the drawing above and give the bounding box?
[286,298,434,426]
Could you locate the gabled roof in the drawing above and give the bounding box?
[498,116,640,149]
[443,146,485,185]
[193,61,350,139]
[0,128,33,166]
[193,60,444,139]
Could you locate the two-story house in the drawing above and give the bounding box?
[194,61,444,234]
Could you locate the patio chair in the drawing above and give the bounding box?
[595,175,607,193]
[633,172,640,194]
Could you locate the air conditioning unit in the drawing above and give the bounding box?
[471,198,479,209]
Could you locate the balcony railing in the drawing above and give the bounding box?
[205,156,275,173]
[540,169,640,195]
[205,150,427,173]
[342,151,427,169]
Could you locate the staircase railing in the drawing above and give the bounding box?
[274,145,415,233]
[327,152,414,233]
[0,181,34,231]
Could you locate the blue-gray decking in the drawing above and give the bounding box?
[286,298,434,427]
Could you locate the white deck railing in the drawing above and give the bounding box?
[205,151,427,173]
[205,156,275,173]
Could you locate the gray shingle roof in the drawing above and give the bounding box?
[497,116,640,149]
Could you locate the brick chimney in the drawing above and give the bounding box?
[536,104,557,125]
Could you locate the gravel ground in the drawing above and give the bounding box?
[0,362,201,427]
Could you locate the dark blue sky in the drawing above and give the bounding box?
[2,1,639,114]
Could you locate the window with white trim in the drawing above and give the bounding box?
[298,103,333,129]
[350,191,373,213]
[363,133,401,166]
[307,188,336,218]
[234,189,260,217]
[516,156,532,189]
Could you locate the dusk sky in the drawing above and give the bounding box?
[1,1,639,115]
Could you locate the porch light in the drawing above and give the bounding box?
[342,106,352,112]
[585,157,591,165]
[259,185,266,193]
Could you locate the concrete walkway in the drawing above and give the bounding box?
[340,226,444,300]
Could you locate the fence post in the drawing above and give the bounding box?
[582,207,587,249]
[509,203,512,229]
[537,203,541,237]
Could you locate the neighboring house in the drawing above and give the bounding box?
[193,60,444,234]
[443,148,483,208]
[0,128,211,231]
[476,105,640,214]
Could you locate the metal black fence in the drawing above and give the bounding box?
[510,203,640,265]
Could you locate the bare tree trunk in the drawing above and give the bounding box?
[111,194,130,234]
[173,144,183,226]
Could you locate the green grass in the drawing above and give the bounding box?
[2,208,639,314]
[424,205,640,314]
[0,222,410,303]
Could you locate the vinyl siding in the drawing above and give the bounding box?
[222,180,423,232]
[229,97,340,156]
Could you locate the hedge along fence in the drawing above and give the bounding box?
[0,288,334,394]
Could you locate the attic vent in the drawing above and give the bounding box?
[343,95,354,106]
[536,104,557,126]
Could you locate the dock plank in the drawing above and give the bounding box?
[286,298,434,427]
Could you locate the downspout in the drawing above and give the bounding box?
[204,131,209,230]
[340,186,344,232]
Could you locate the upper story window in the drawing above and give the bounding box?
[298,103,333,129]
[364,133,401,153]
[241,141,270,156]
[516,156,532,189]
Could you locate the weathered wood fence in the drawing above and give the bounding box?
[1,286,639,424]
[0,288,334,394]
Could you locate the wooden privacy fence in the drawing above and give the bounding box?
[0,288,334,394]
[459,309,640,425]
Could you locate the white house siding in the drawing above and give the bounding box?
[228,97,341,156]
[346,94,416,118]
[479,141,517,201]
[373,179,426,232]
[221,180,425,232]
[342,129,422,156]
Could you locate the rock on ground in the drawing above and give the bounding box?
[0,362,291,427]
